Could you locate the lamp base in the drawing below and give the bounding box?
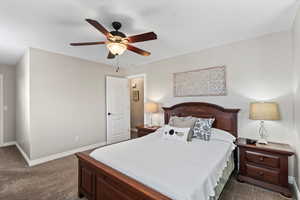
[257,138,268,145]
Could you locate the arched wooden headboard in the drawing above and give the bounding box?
[162,102,240,137]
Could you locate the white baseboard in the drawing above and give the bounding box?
[15,141,106,167]
[0,141,16,147]
[15,142,31,166]
[28,142,107,166]
[295,180,300,200]
[289,176,300,200]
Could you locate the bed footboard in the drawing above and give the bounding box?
[76,153,170,200]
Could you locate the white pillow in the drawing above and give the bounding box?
[210,128,236,143]
[162,125,190,143]
[168,116,197,141]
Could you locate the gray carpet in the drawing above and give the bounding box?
[0,146,83,200]
[0,146,294,200]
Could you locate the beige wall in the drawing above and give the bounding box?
[16,48,125,160]
[127,31,296,176]
[16,49,31,156]
[29,48,125,159]
[293,6,300,187]
[0,64,16,143]
[130,77,144,129]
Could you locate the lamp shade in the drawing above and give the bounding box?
[145,102,158,113]
[249,102,280,120]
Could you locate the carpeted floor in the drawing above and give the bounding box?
[0,145,294,200]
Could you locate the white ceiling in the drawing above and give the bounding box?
[0,0,298,67]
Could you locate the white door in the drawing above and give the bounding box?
[106,76,130,144]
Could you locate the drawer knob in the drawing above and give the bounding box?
[260,157,264,161]
[259,172,264,176]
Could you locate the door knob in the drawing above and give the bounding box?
[108,112,112,116]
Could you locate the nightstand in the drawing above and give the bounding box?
[136,125,161,137]
[237,138,294,197]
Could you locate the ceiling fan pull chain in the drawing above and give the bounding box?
[115,55,120,72]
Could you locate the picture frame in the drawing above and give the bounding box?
[133,90,139,101]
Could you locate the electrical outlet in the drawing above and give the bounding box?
[75,136,79,142]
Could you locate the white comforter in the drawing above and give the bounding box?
[90,129,235,200]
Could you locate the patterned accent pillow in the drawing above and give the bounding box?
[192,118,215,141]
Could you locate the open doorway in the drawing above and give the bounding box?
[128,74,145,138]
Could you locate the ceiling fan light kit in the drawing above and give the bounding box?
[70,19,157,59]
[107,42,127,55]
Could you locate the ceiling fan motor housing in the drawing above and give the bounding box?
[110,30,126,38]
[112,21,122,30]
[110,21,126,38]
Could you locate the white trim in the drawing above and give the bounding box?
[0,74,3,146]
[15,142,106,167]
[294,178,300,200]
[289,176,300,199]
[126,74,147,124]
[126,73,147,79]
[0,141,16,147]
[15,142,31,165]
[296,183,300,200]
[28,142,106,166]
[296,185,300,200]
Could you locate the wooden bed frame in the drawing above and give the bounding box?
[76,102,240,200]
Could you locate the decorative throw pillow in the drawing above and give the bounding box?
[192,118,215,141]
[162,125,190,143]
[168,116,197,141]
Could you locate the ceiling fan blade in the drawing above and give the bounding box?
[127,45,150,56]
[86,19,112,37]
[70,42,106,46]
[127,32,157,43]
[107,51,116,59]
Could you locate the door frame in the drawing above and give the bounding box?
[0,74,3,145]
[126,74,147,125]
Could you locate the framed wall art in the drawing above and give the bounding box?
[173,66,227,97]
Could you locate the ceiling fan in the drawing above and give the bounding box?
[70,19,157,59]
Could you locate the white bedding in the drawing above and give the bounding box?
[90,128,235,200]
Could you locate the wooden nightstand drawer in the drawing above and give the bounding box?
[237,138,294,197]
[138,130,149,137]
[245,151,280,168]
[246,164,280,185]
[136,125,161,138]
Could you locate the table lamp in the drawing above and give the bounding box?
[145,102,158,127]
[249,102,280,144]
